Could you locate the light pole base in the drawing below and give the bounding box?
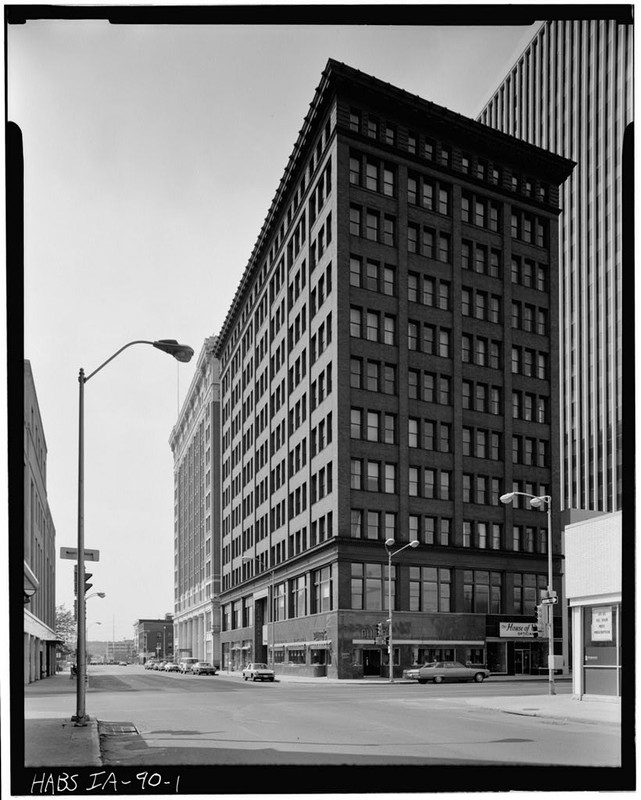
[71,714,90,726]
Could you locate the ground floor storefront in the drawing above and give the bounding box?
[24,611,58,685]
[564,511,621,701]
[220,610,560,679]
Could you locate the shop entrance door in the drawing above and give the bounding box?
[363,649,381,676]
[514,648,530,675]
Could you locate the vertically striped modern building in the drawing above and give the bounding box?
[477,18,633,513]
[169,335,222,666]
[214,60,574,679]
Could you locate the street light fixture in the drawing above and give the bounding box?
[242,555,275,669]
[500,491,556,695]
[74,338,193,726]
[384,538,419,683]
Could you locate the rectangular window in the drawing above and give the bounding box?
[366,462,380,492]
[366,311,379,342]
[385,463,396,493]
[350,205,361,236]
[351,458,362,490]
[366,411,379,442]
[366,211,379,241]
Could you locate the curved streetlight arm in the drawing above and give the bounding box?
[499,491,551,506]
[83,339,194,383]
[74,336,193,726]
[386,540,419,558]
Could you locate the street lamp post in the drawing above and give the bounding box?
[242,555,275,668]
[384,538,419,683]
[500,491,556,696]
[74,339,193,726]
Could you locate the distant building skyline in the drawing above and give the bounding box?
[477,19,632,513]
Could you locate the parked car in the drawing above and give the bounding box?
[242,663,275,682]
[408,661,491,684]
[164,662,180,672]
[118,661,128,666]
[179,658,200,674]
[144,661,157,670]
[191,661,217,676]
[153,661,167,671]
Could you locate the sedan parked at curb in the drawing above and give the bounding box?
[242,663,275,682]
[191,661,217,676]
[164,662,181,672]
[406,661,491,684]
[179,658,200,673]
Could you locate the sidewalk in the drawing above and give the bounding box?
[24,673,102,767]
[22,670,620,768]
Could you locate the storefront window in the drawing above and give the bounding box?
[513,573,547,615]
[351,562,396,610]
[313,565,332,612]
[463,570,501,613]
[409,566,450,611]
[288,648,306,664]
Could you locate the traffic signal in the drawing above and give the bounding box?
[376,623,383,637]
[535,604,548,637]
[74,565,93,595]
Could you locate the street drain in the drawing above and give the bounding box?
[99,721,139,736]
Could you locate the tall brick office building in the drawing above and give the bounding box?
[214,60,574,679]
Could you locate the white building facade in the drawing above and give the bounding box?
[169,336,222,665]
[564,511,621,699]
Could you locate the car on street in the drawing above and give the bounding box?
[242,662,275,682]
[406,661,491,684]
[164,662,181,672]
[179,658,200,674]
[153,661,167,671]
[190,661,217,676]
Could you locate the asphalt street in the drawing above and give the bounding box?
[25,665,621,770]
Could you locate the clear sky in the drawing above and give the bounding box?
[9,10,542,640]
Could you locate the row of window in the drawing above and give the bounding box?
[407,222,451,262]
[347,105,552,207]
[351,561,548,616]
[350,357,397,394]
[350,461,398,494]
[349,204,396,246]
[224,560,546,623]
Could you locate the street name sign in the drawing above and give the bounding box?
[60,547,100,562]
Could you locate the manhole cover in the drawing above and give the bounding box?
[99,721,139,735]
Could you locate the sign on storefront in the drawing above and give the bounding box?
[499,622,536,638]
[591,607,613,641]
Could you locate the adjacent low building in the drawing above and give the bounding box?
[564,511,621,700]
[24,360,58,683]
